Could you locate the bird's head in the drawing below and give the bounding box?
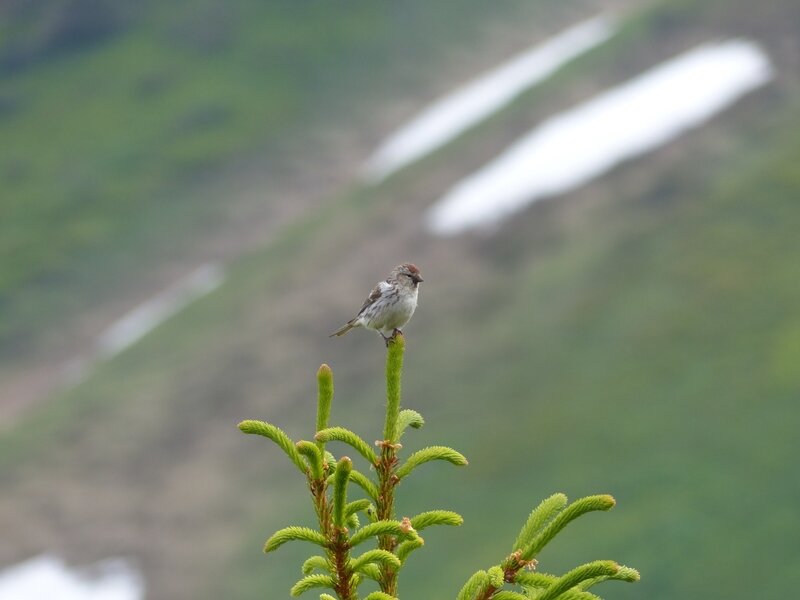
[394,263,424,285]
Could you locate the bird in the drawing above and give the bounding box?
[330,263,423,345]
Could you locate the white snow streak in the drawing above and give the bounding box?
[361,16,616,182]
[426,40,773,236]
[96,263,224,358]
[61,262,224,386]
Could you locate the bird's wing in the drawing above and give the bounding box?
[355,280,391,317]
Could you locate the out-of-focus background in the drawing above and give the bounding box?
[1,0,799,598]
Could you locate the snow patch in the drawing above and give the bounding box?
[0,555,143,600]
[426,40,773,236]
[361,15,616,182]
[60,262,225,386]
[96,262,224,358]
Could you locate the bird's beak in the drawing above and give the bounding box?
[412,274,424,284]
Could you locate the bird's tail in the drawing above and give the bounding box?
[329,321,357,337]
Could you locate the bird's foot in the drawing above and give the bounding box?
[383,330,404,347]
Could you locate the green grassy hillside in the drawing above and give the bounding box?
[2,0,799,599]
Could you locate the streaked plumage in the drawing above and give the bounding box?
[330,263,423,344]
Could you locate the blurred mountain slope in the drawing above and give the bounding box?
[2,0,605,422]
[0,0,575,379]
[2,0,800,599]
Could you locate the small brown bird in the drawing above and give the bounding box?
[330,263,423,345]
